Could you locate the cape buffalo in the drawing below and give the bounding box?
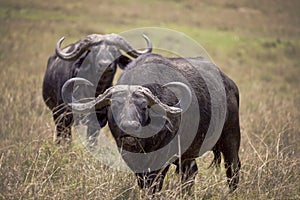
[62,53,241,196]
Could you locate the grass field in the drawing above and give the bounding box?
[0,0,299,199]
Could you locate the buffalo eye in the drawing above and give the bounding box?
[106,67,114,73]
[134,98,147,110]
[140,100,148,110]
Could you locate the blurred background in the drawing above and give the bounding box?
[0,0,299,199]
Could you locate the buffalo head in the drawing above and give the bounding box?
[62,78,192,139]
[55,33,152,90]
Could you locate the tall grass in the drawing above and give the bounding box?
[0,0,299,199]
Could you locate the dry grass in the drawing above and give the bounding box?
[0,0,299,199]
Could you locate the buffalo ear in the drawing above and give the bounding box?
[117,55,132,69]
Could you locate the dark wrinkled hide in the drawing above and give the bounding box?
[42,46,131,144]
[107,54,241,195]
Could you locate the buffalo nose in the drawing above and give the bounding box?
[120,120,141,133]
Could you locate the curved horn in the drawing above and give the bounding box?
[61,77,94,105]
[163,82,192,113]
[139,87,183,116]
[61,78,113,113]
[55,37,93,61]
[55,33,152,61]
[70,87,113,113]
[136,34,152,54]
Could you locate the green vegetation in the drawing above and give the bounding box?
[0,0,299,199]
[0,6,77,21]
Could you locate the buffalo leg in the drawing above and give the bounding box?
[217,127,241,192]
[136,165,170,197]
[86,117,100,148]
[53,107,73,144]
[175,159,198,193]
[86,108,107,148]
